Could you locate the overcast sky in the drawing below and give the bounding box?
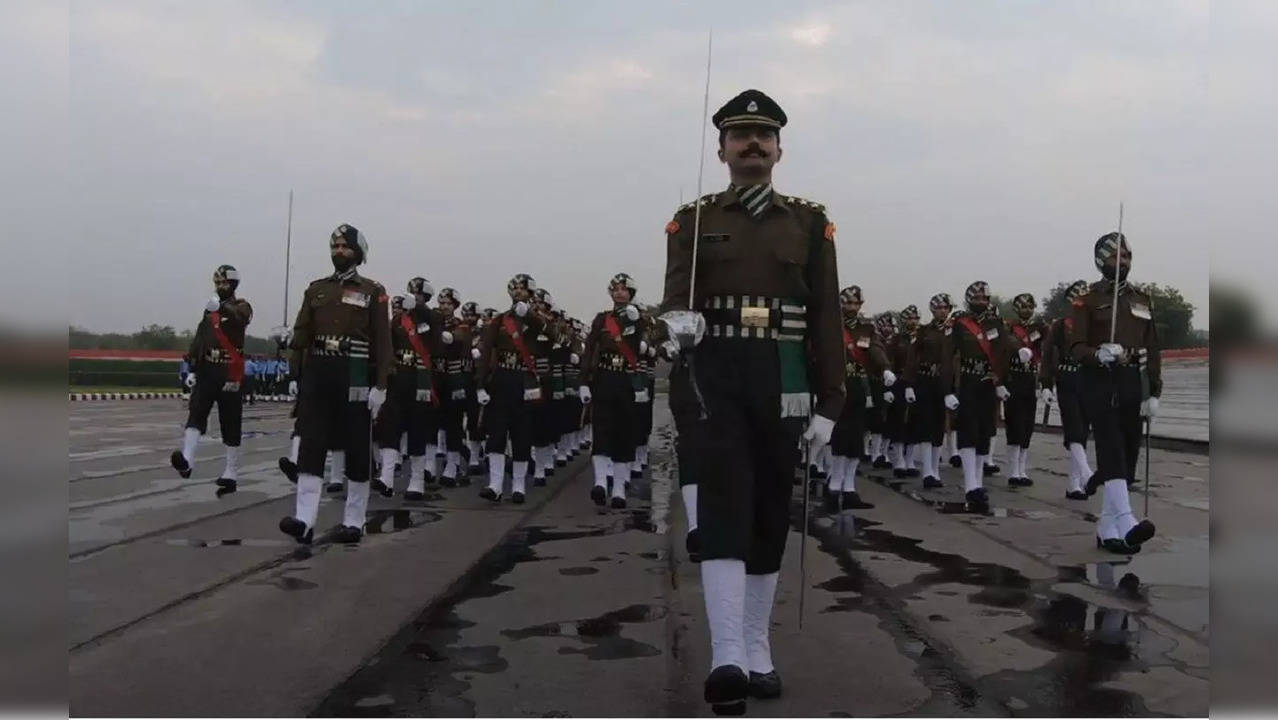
[22,0,1278,333]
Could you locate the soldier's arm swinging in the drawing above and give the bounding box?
[659,213,695,317]
[1039,321,1058,390]
[371,289,393,389]
[579,314,603,387]
[1068,297,1097,366]
[475,319,499,389]
[288,289,314,381]
[807,214,846,420]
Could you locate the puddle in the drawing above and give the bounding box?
[363,509,444,535]
[558,566,599,576]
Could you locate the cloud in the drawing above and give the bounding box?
[790,23,832,47]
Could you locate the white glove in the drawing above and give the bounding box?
[514,301,530,317]
[659,311,706,351]
[471,347,482,359]
[883,369,897,387]
[623,304,640,322]
[1097,343,1125,365]
[402,294,417,310]
[660,340,681,360]
[1018,347,1034,364]
[866,396,874,409]
[1141,396,1159,418]
[904,387,916,403]
[367,386,387,414]
[579,386,592,404]
[570,352,580,365]
[639,340,649,355]
[205,297,221,313]
[883,391,895,404]
[185,374,197,389]
[944,394,960,410]
[476,389,491,406]
[288,380,298,396]
[441,331,454,345]
[802,414,836,452]
[1039,388,1056,405]
[646,344,657,358]
[995,385,1011,401]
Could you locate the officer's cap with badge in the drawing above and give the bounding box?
[713,89,788,134]
[330,224,368,264]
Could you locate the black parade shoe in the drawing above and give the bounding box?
[403,490,425,502]
[533,476,547,487]
[1019,476,1035,487]
[686,528,701,563]
[590,485,607,507]
[370,479,394,498]
[215,477,236,490]
[862,454,872,464]
[170,451,192,479]
[983,463,1001,477]
[423,472,439,487]
[704,665,749,716]
[278,457,299,483]
[965,488,990,512]
[1097,535,1139,555]
[440,476,458,488]
[1125,520,1156,547]
[278,517,313,545]
[893,468,908,479]
[556,458,568,468]
[808,464,827,480]
[949,454,962,468]
[610,496,627,509]
[923,475,944,489]
[511,491,526,505]
[479,487,501,503]
[906,468,922,478]
[872,456,892,470]
[332,525,362,544]
[1007,476,1029,488]
[748,670,782,700]
[1084,472,1104,497]
[325,481,344,494]
[631,467,644,479]
[840,491,875,510]
[1065,490,1089,501]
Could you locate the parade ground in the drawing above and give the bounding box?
[69,363,1207,717]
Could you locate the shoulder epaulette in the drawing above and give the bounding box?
[308,276,330,287]
[676,193,717,214]
[782,195,827,214]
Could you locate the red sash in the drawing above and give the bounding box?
[1010,323,1040,363]
[209,311,245,383]
[502,314,541,378]
[604,314,640,372]
[1064,317,1074,335]
[400,314,439,406]
[843,326,870,369]
[955,315,999,368]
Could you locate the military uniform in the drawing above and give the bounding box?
[826,304,886,507]
[1040,281,1093,498]
[280,225,393,545]
[1068,233,1161,553]
[528,294,561,486]
[171,265,253,492]
[434,301,475,486]
[658,89,843,714]
[374,296,441,500]
[1004,296,1047,486]
[907,308,949,488]
[882,315,914,476]
[581,301,652,508]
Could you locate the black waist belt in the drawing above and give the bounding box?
[396,348,426,369]
[960,357,991,376]
[703,295,806,341]
[204,348,236,364]
[598,352,632,371]
[310,335,370,359]
[496,352,523,371]
[917,364,940,378]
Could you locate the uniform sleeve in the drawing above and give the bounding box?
[808,212,846,420]
[371,286,393,388]
[1069,298,1099,366]
[288,287,313,381]
[903,336,919,386]
[227,299,253,327]
[579,314,603,386]
[994,321,1015,384]
[940,325,956,396]
[658,211,694,316]
[476,318,499,388]
[1145,307,1162,398]
[867,334,890,377]
[453,322,474,352]
[1039,321,1058,389]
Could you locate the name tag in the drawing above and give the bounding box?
[702,233,731,243]
[342,291,370,308]
[856,338,870,348]
[1029,331,1041,342]
[985,328,1000,340]
[1129,303,1151,320]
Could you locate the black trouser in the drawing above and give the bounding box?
[1081,365,1144,483]
[1003,371,1038,448]
[911,375,944,447]
[484,368,535,461]
[438,387,467,453]
[374,367,434,455]
[185,363,243,446]
[296,356,373,482]
[591,369,638,463]
[866,380,887,436]
[830,374,868,458]
[669,338,803,575]
[885,384,908,443]
[532,382,559,450]
[955,375,995,454]
[465,380,484,444]
[1055,372,1089,446]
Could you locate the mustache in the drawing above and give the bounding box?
[740,144,769,158]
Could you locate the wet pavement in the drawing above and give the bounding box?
[68,396,1207,716]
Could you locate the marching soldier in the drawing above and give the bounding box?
[475,274,557,504]
[279,224,392,545]
[826,286,887,510]
[656,90,843,713]
[1041,280,1093,499]
[580,273,651,509]
[558,316,586,464]
[906,294,952,489]
[170,265,253,493]
[885,309,916,478]
[633,309,659,480]
[867,312,898,470]
[1004,293,1048,487]
[434,287,474,487]
[1069,233,1160,554]
[940,281,1032,511]
[373,281,440,502]
[461,301,485,478]
[529,288,561,487]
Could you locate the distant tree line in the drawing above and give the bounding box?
[68,325,281,355]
